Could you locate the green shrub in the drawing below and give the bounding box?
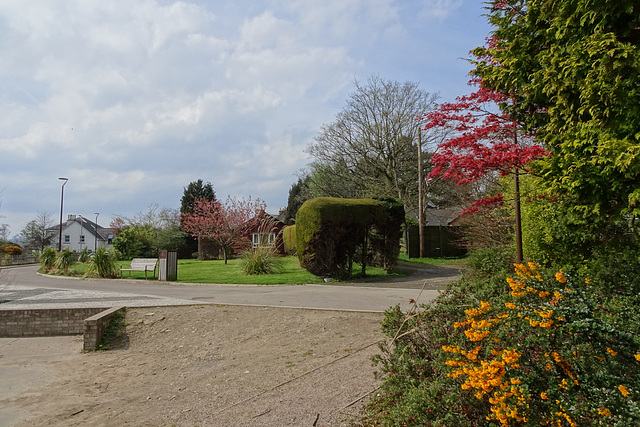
[54,248,76,274]
[369,263,640,426]
[78,247,91,263]
[240,248,282,275]
[87,247,119,278]
[282,225,296,255]
[464,246,515,280]
[295,197,403,278]
[39,247,57,271]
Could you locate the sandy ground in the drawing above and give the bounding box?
[5,305,386,427]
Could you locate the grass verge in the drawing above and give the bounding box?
[69,256,405,285]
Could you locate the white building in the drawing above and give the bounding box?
[48,214,115,252]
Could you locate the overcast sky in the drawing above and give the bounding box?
[0,0,491,238]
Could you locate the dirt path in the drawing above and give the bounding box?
[8,305,386,427]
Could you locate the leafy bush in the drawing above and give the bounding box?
[78,247,91,263]
[240,247,282,275]
[2,243,23,256]
[54,248,76,274]
[39,247,57,271]
[369,263,640,426]
[282,225,296,255]
[87,247,119,278]
[296,197,403,278]
[464,246,515,280]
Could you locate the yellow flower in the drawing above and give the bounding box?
[607,348,618,357]
[619,385,630,397]
[555,270,567,284]
[539,319,554,328]
[635,354,640,361]
[504,302,517,309]
[598,407,611,417]
[502,349,521,364]
[540,392,549,400]
[535,309,554,319]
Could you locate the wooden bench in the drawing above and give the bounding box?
[120,258,158,279]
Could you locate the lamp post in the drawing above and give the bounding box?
[79,215,84,251]
[94,213,99,252]
[58,177,68,251]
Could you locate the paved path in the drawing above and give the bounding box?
[0,264,459,312]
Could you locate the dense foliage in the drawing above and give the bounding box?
[369,257,640,426]
[239,247,283,275]
[472,0,640,221]
[296,197,403,278]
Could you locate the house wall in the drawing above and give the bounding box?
[50,217,113,252]
[60,221,91,252]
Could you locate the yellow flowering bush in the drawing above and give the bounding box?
[442,263,640,426]
[370,253,640,427]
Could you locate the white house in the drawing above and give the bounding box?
[48,214,115,252]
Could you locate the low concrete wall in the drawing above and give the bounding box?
[0,306,126,352]
[0,307,109,337]
[83,306,125,351]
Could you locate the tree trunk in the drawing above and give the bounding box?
[514,167,523,263]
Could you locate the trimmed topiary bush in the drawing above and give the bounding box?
[295,197,403,278]
[282,225,297,255]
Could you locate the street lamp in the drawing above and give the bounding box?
[94,213,99,252]
[79,215,84,251]
[58,177,69,251]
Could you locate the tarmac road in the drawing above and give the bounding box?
[0,263,461,313]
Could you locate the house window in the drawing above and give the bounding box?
[64,235,70,243]
[107,234,113,245]
[252,232,275,248]
[79,235,85,244]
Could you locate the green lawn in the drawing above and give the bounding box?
[76,256,403,285]
[397,252,467,267]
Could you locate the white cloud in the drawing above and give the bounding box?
[0,0,490,236]
[418,0,463,19]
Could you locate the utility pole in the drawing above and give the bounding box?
[513,134,523,263]
[418,124,425,258]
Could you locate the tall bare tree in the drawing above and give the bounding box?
[307,75,439,210]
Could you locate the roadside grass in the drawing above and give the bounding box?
[69,256,401,285]
[397,252,467,267]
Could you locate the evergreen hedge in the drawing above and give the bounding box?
[295,197,403,278]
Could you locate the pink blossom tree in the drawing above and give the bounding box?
[181,196,266,264]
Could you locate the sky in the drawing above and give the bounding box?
[0,0,492,239]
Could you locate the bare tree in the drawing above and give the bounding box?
[307,75,439,210]
[19,211,55,252]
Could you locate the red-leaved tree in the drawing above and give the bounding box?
[181,196,266,264]
[423,82,549,261]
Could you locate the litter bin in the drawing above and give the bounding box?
[158,250,177,281]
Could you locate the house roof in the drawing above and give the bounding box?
[423,208,464,227]
[47,215,114,240]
